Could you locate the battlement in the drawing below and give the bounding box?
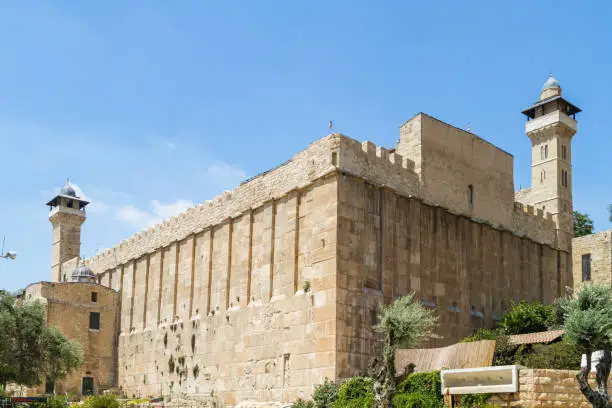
[335,136,419,197]
[84,130,563,275]
[511,202,556,246]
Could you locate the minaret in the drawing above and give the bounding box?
[522,74,581,250]
[46,178,89,282]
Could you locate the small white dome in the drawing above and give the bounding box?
[542,74,560,90]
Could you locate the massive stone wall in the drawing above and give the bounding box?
[71,130,566,404]
[335,173,570,379]
[93,175,338,405]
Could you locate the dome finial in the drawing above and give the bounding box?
[59,178,77,197]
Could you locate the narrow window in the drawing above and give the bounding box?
[540,170,546,183]
[582,254,591,281]
[467,185,474,208]
[561,169,568,187]
[544,145,548,159]
[331,152,338,166]
[91,292,98,303]
[540,146,544,160]
[562,145,567,160]
[89,312,100,330]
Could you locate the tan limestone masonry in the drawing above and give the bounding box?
[486,368,610,407]
[23,282,120,395]
[572,230,612,290]
[57,119,571,405]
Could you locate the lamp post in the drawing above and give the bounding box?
[0,237,17,260]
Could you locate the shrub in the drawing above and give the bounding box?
[81,394,119,408]
[499,301,554,335]
[313,378,339,408]
[333,377,374,408]
[461,328,501,343]
[518,340,581,370]
[457,394,493,407]
[393,371,444,408]
[40,395,68,408]
[293,398,314,408]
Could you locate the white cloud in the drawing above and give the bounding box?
[204,161,247,188]
[116,199,194,230]
[116,205,151,226]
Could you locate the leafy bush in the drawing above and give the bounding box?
[461,328,501,343]
[457,393,493,407]
[40,395,68,408]
[499,301,554,335]
[81,395,119,408]
[518,339,581,370]
[293,398,314,408]
[333,377,374,408]
[393,371,444,408]
[313,378,339,408]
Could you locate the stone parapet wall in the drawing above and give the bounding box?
[85,135,342,274]
[83,132,562,278]
[511,202,556,247]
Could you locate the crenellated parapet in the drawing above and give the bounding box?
[511,202,556,246]
[83,134,425,274]
[335,136,419,196]
[86,134,341,273]
[83,130,564,276]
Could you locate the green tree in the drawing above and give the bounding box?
[499,300,554,335]
[562,284,612,408]
[371,293,438,408]
[0,292,83,388]
[573,210,594,237]
[608,204,612,223]
[313,378,339,408]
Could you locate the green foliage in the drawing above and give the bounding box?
[457,393,493,407]
[81,394,119,408]
[392,371,444,408]
[573,210,594,237]
[518,339,581,370]
[293,399,314,408]
[499,301,554,335]
[373,293,438,407]
[333,377,374,408]
[374,293,439,350]
[461,328,501,343]
[313,378,339,408]
[40,395,68,408]
[608,204,612,223]
[563,284,612,353]
[0,292,83,387]
[491,336,517,366]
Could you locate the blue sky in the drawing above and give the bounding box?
[0,1,610,290]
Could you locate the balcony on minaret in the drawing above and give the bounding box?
[46,178,89,219]
[522,75,581,137]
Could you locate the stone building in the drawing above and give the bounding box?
[22,182,120,396]
[37,76,580,405]
[572,230,612,290]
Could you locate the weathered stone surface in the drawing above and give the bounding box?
[38,108,576,406]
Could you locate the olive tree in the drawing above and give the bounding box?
[562,285,612,408]
[0,291,83,388]
[371,292,438,408]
